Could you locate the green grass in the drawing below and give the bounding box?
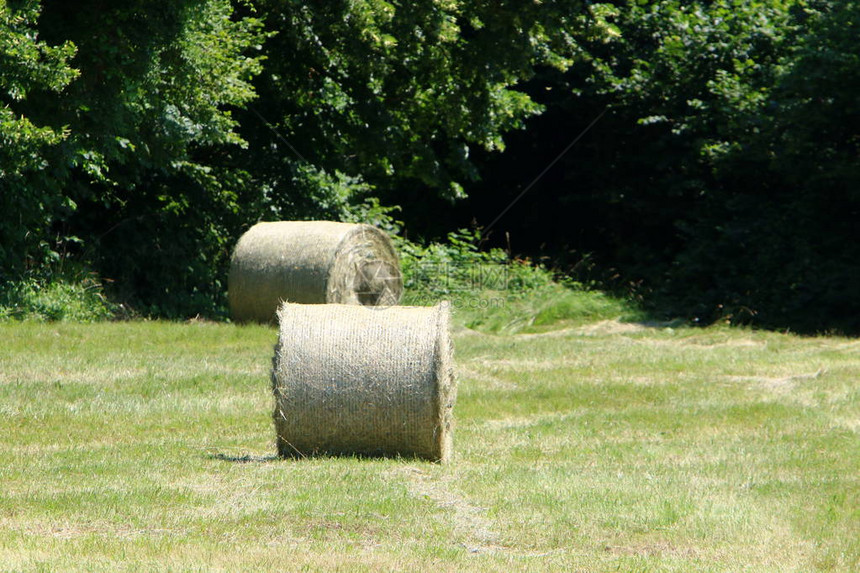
[450,283,643,334]
[0,305,858,571]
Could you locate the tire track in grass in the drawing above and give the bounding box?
[390,466,501,554]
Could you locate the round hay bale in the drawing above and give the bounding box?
[271,301,456,462]
[228,221,402,323]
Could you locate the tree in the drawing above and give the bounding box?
[690,0,860,332]
[466,0,860,332]
[0,0,78,278]
[4,0,617,316]
[0,0,267,315]
[236,0,613,223]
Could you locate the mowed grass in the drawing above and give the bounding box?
[0,311,858,571]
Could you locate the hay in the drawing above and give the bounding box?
[271,301,456,462]
[228,221,402,323]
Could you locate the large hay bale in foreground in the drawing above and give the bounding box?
[271,302,456,462]
[228,221,402,323]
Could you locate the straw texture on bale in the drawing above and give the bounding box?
[271,302,456,462]
[228,221,402,323]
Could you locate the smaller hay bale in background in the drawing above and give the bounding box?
[228,221,402,323]
[271,302,456,462]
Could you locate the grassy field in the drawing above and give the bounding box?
[0,301,858,571]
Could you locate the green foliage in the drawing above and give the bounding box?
[240,0,605,202]
[342,195,403,236]
[650,0,860,332]
[398,228,553,304]
[0,274,116,322]
[578,0,815,325]
[2,0,613,318]
[394,226,638,334]
[475,0,859,333]
[1,0,268,316]
[3,0,855,332]
[0,0,78,276]
[20,0,267,316]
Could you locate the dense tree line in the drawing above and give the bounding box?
[465,0,859,333]
[1,0,857,331]
[1,0,266,315]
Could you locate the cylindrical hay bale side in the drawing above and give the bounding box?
[228,221,402,323]
[271,302,456,462]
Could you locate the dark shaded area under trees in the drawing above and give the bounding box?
[1,0,857,333]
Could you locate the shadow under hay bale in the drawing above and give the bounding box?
[228,221,402,323]
[271,302,456,463]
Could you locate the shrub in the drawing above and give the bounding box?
[0,274,117,322]
[395,227,639,333]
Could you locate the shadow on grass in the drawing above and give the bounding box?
[209,451,436,464]
[208,452,280,464]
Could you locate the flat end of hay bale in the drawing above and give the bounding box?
[326,224,403,307]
